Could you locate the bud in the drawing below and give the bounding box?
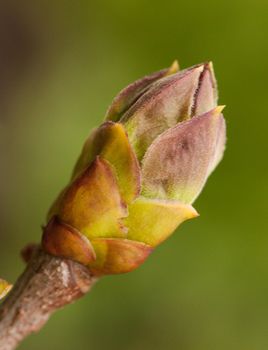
[111,62,218,160]
[42,61,226,275]
[0,278,12,300]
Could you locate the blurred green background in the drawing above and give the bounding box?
[0,0,267,349]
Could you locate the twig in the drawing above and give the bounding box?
[0,247,97,350]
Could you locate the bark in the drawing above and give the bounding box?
[0,247,97,350]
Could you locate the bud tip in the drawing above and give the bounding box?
[215,105,226,114]
[0,279,12,300]
[167,60,180,75]
[190,206,200,218]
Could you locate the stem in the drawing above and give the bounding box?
[0,247,97,350]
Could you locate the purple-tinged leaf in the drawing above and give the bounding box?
[208,110,226,173]
[141,107,226,204]
[121,64,205,160]
[105,61,179,122]
[192,62,218,116]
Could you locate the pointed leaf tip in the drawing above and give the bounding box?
[0,279,12,300]
[192,62,218,116]
[167,60,180,74]
[214,105,225,114]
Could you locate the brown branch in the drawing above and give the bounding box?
[0,247,97,350]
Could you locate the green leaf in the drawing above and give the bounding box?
[58,157,128,239]
[72,122,141,203]
[125,197,198,247]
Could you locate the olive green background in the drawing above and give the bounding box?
[0,0,267,349]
